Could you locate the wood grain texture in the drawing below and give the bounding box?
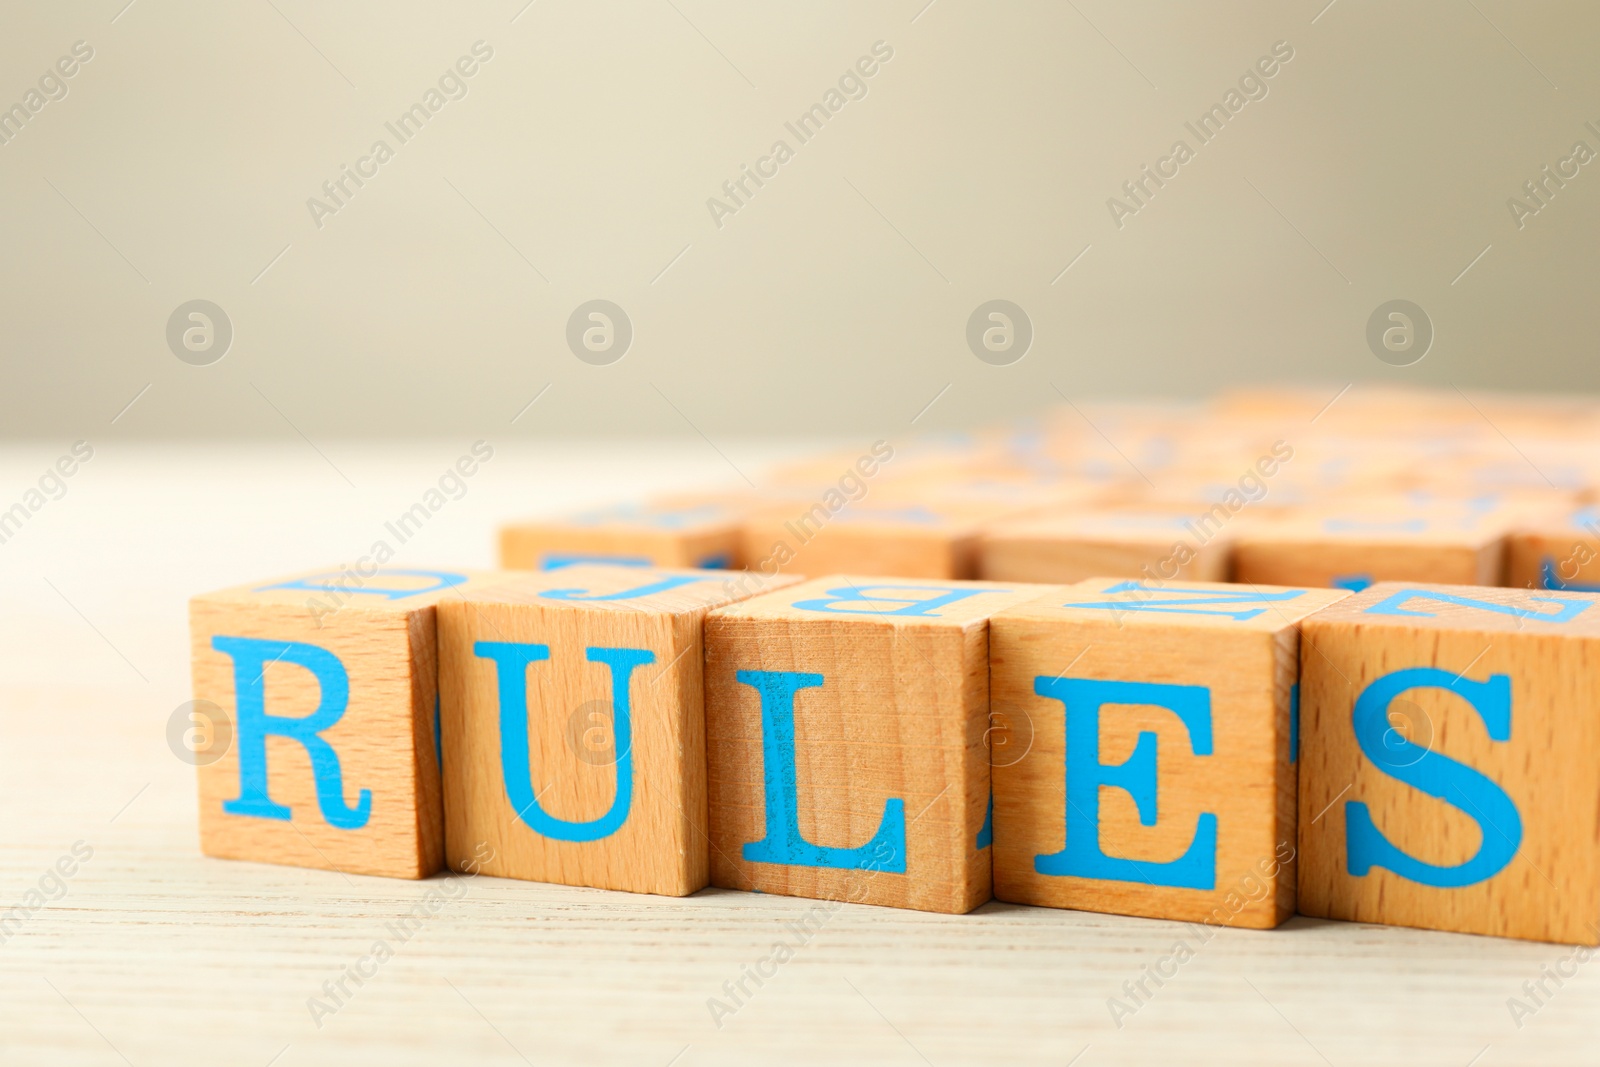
[1299,581,1600,944]
[704,576,1047,913]
[188,567,509,879]
[979,511,1234,584]
[990,578,1350,928]
[437,565,799,896]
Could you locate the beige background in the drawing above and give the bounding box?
[2,0,1597,442]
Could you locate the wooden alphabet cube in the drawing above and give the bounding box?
[437,564,798,896]
[979,510,1235,585]
[189,566,506,878]
[703,575,1047,913]
[499,495,746,571]
[1506,505,1600,592]
[989,578,1349,927]
[1299,581,1600,943]
[739,498,1025,580]
[1233,502,1510,591]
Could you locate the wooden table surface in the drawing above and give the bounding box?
[0,441,1594,1066]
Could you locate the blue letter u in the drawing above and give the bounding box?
[475,641,653,843]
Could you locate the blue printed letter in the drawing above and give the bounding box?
[1346,668,1521,887]
[540,575,708,601]
[738,669,907,871]
[790,585,1005,618]
[476,641,652,842]
[213,636,371,829]
[1033,678,1217,889]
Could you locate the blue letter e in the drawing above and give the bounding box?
[213,636,371,830]
[738,670,907,872]
[1346,668,1521,888]
[1033,678,1217,890]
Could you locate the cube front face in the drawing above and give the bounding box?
[437,565,793,897]
[990,579,1349,928]
[703,576,1046,914]
[1506,508,1600,592]
[979,515,1232,585]
[1233,511,1505,590]
[739,501,1022,581]
[1299,582,1600,944]
[190,567,499,879]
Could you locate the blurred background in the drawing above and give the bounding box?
[2,0,1597,442]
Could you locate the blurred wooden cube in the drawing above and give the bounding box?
[740,497,1026,580]
[500,495,746,571]
[1507,505,1600,591]
[1233,502,1511,591]
[980,509,1235,585]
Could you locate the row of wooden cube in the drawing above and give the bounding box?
[499,489,1600,593]
[191,564,1600,945]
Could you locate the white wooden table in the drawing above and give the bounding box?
[0,442,1590,1066]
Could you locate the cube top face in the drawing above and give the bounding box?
[193,565,506,618]
[1303,581,1600,638]
[1526,504,1600,535]
[453,564,787,618]
[704,582,1032,913]
[707,575,1050,631]
[989,581,1341,928]
[985,509,1226,547]
[188,566,508,880]
[1507,507,1600,591]
[1000,578,1353,635]
[1239,504,1511,549]
[1299,581,1600,943]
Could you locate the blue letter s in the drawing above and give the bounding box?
[1346,668,1521,888]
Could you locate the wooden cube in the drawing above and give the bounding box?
[1299,581,1600,943]
[1233,502,1509,591]
[1507,505,1600,591]
[437,564,798,896]
[703,575,1047,913]
[989,578,1350,927]
[499,495,745,571]
[189,566,505,878]
[979,510,1235,585]
[739,498,1026,580]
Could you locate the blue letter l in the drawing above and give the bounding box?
[738,669,907,872]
